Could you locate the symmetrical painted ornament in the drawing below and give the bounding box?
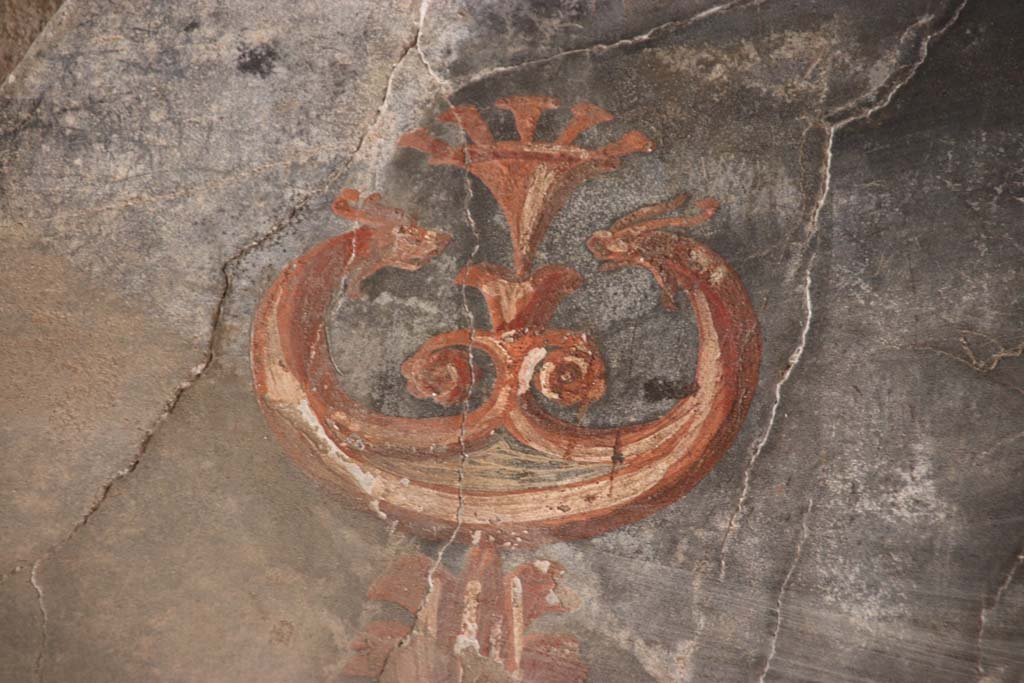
[251,97,761,679]
[251,96,761,544]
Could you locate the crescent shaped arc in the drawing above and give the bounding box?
[251,230,761,542]
[504,237,762,472]
[251,232,508,458]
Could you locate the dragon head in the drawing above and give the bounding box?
[332,188,452,297]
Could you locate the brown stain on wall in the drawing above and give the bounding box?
[1,0,63,81]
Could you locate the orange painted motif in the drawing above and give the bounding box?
[344,540,585,682]
[251,96,762,682]
[251,97,761,544]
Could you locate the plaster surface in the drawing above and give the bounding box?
[1,0,1021,681]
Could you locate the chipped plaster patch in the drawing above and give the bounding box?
[518,346,547,395]
[373,290,443,316]
[295,398,378,494]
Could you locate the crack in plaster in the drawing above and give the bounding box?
[372,10,485,677]
[824,0,970,128]
[908,332,1024,396]
[718,254,815,580]
[19,21,423,675]
[914,332,1024,375]
[452,0,769,90]
[957,335,1024,374]
[757,498,814,683]
[976,546,1024,675]
[30,560,47,683]
[14,0,979,676]
[415,0,451,91]
[717,0,971,581]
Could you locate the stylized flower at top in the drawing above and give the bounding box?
[400,97,654,277]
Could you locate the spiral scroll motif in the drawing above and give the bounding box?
[402,347,476,408]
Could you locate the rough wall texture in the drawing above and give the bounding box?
[0,0,62,80]
[1,0,1021,681]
